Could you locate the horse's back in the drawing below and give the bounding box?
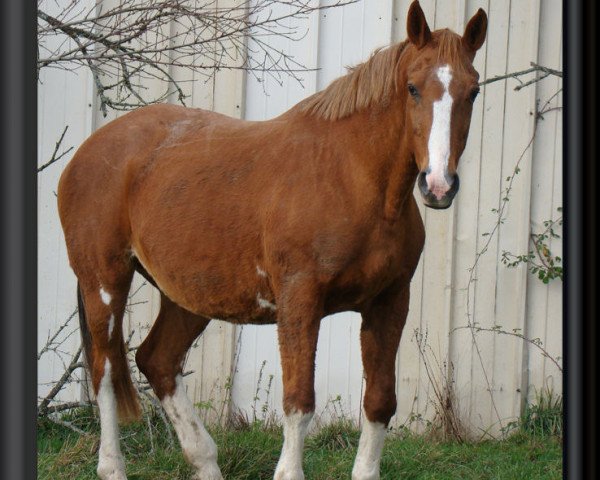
[57,105,226,274]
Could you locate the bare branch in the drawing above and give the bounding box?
[41,401,91,415]
[38,306,79,360]
[37,125,74,173]
[38,0,357,114]
[38,346,84,416]
[480,62,562,89]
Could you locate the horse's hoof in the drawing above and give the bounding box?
[191,463,224,480]
[274,468,305,480]
[351,469,380,480]
[97,464,127,480]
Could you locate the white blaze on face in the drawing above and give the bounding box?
[352,419,386,480]
[426,65,454,200]
[274,410,313,480]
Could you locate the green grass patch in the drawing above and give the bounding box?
[38,409,562,479]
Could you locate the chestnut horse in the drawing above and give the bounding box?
[57,2,487,479]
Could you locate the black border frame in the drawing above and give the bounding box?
[0,0,594,478]
[564,1,581,475]
[1,0,37,479]
[565,0,597,478]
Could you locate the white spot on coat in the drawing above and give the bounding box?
[100,287,112,306]
[108,315,115,340]
[161,375,223,479]
[256,293,277,311]
[274,410,313,480]
[96,359,127,480]
[256,265,268,277]
[352,419,386,480]
[426,65,454,200]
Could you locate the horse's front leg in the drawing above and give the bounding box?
[352,283,410,480]
[273,277,323,480]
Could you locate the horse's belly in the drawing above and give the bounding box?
[132,243,277,324]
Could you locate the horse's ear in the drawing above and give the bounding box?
[462,8,488,52]
[407,1,431,49]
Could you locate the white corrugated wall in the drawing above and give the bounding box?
[38,0,562,435]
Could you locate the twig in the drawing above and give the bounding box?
[41,401,91,415]
[48,417,91,436]
[479,62,562,89]
[38,307,78,360]
[37,125,74,173]
[38,346,83,416]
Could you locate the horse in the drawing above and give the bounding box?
[57,2,487,478]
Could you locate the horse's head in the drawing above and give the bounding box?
[402,1,487,209]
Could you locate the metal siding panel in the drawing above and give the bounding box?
[38,0,96,403]
[524,0,563,403]
[447,0,490,434]
[491,0,541,429]
[467,0,512,432]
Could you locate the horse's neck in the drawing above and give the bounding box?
[331,106,417,220]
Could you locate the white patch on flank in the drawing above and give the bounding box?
[257,293,277,311]
[351,419,386,480]
[274,410,313,480]
[96,359,127,480]
[426,65,454,200]
[108,315,115,340]
[100,287,112,306]
[256,265,268,277]
[161,375,223,480]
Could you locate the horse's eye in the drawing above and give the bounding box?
[408,84,419,98]
[469,87,480,103]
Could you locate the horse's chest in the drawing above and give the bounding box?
[325,231,422,312]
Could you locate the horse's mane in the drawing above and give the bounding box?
[300,30,467,121]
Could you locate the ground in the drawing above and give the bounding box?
[38,408,562,480]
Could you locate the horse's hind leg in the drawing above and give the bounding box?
[77,263,139,480]
[352,283,409,480]
[135,294,222,480]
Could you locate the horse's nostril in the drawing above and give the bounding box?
[418,171,460,209]
[417,171,429,197]
[448,174,460,195]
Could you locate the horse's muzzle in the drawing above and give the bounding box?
[417,171,460,210]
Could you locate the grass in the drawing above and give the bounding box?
[38,407,562,480]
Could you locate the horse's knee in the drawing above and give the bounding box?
[364,386,397,425]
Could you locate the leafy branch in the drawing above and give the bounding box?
[501,210,563,283]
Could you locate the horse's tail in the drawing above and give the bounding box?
[77,282,141,422]
[77,282,94,379]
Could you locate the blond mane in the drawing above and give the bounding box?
[300,30,468,121]
[299,41,408,121]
